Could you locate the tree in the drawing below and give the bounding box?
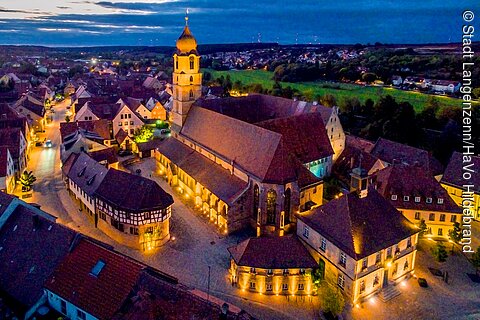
[431,242,448,262]
[418,219,427,237]
[133,125,154,143]
[448,222,462,243]
[362,72,377,83]
[20,170,36,192]
[472,87,480,99]
[320,285,345,319]
[319,94,337,107]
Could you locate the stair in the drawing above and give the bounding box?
[380,285,401,302]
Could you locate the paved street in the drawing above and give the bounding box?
[20,101,321,320]
[18,100,480,320]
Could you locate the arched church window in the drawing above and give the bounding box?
[189,89,194,100]
[266,189,277,225]
[190,76,194,83]
[175,59,179,70]
[253,184,259,219]
[189,56,194,69]
[284,188,291,224]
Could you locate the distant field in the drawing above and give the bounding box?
[206,69,468,113]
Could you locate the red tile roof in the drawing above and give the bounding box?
[370,138,443,176]
[194,94,332,124]
[156,138,248,205]
[299,187,418,260]
[374,164,462,213]
[441,152,480,193]
[59,119,111,142]
[0,205,77,308]
[45,239,145,320]
[94,169,174,212]
[256,112,334,164]
[228,235,318,269]
[89,147,118,165]
[113,269,251,320]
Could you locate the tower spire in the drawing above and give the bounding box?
[185,8,189,26]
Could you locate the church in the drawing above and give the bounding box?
[155,16,345,236]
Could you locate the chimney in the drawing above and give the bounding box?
[220,303,229,320]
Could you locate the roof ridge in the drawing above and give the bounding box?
[344,193,358,259]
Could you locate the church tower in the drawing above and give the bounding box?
[171,13,202,133]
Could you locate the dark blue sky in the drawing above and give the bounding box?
[0,1,477,46]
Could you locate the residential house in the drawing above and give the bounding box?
[60,129,108,162]
[370,138,443,177]
[0,127,28,176]
[430,80,461,94]
[113,99,146,137]
[373,164,462,238]
[0,147,15,193]
[441,152,480,220]
[297,187,419,303]
[13,93,46,133]
[62,153,174,250]
[44,238,145,320]
[228,235,318,296]
[0,199,77,319]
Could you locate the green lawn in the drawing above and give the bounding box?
[206,69,468,113]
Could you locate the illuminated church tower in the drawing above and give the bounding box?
[171,13,202,132]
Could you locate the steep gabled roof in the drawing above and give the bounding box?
[298,187,417,260]
[45,238,144,320]
[65,152,108,196]
[441,152,480,193]
[374,164,462,213]
[228,235,318,269]
[0,205,77,309]
[180,106,284,182]
[94,169,173,212]
[370,138,443,176]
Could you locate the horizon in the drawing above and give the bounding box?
[0,1,477,46]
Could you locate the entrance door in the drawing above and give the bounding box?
[383,269,389,288]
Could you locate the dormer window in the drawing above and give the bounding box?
[250,267,256,274]
[86,174,96,186]
[426,197,432,204]
[403,196,409,202]
[391,194,397,201]
[415,197,420,203]
[77,167,86,177]
[437,198,444,204]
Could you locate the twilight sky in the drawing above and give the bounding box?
[0,0,477,47]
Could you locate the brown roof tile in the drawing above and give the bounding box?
[299,187,418,260]
[0,205,77,308]
[441,152,480,193]
[95,169,173,212]
[45,238,144,320]
[374,164,462,213]
[228,235,318,269]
